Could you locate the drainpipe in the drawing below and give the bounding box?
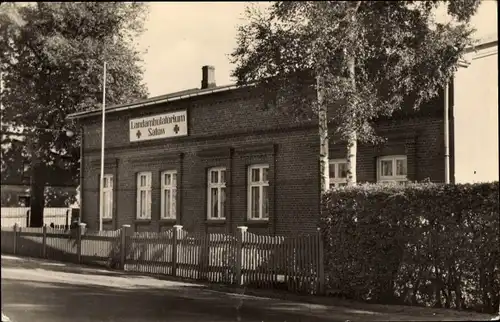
[444,81,450,184]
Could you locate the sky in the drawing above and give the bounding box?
[137,1,498,98]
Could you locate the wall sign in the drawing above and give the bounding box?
[129,110,188,142]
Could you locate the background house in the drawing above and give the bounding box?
[0,132,78,207]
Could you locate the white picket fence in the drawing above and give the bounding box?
[1,207,72,228]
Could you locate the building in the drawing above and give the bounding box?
[0,133,78,207]
[450,35,498,183]
[68,37,498,235]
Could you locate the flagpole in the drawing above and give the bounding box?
[0,72,3,126]
[99,62,107,232]
[1,72,4,159]
[0,71,3,126]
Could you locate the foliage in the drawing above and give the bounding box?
[0,136,25,183]
[319,182,500,313]
[230,1,481,143]
[0,2,149,224]
[45,186,76,207]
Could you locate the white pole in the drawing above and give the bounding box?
[99,62,107,231]
[444,81,450,184]
[1,72,4,162]
[0,71,3,126]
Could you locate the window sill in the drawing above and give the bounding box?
[102,218,113,223]
[205,219,226,226]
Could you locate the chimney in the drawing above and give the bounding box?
[201,65,216,89]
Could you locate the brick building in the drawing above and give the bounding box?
[68,38,497,234]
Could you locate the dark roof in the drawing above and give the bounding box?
[67,83,245,120]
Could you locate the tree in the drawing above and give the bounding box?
[230,1,481,198]
[0,2,149,227]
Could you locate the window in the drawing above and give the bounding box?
[102,174,114,219]
[161,170,177,219]
[329,159,348,188]
[377,155,408,184]
[247,164,270,220]
[22,162,30,180]
[18,196,30,207]
[136,172,152,219]
[207,167,226,220]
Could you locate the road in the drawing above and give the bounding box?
[1,255,496,322]
[0,255,367,322]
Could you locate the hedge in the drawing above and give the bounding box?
[319,182,499,313]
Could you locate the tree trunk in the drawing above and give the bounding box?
[346,54,357,185]
[317,74,329,198]
[344,2,361,186]
[29,159,46,227]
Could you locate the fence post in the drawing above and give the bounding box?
[42,225,47,259]
[235,226,247,286]
[172,225,182,277]
[317,228,325,295]
[120,224,131,270]
[76,223,86,264]
[13,224,18,255]
[26,210,30,227]
[65,210,70,230]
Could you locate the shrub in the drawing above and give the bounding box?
[319,182,499,313]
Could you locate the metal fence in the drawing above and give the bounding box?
[0,224,325,295]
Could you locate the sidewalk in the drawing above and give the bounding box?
[2,254,497,321]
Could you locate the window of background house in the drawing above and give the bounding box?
[377,155,408,184]
[161,170,177,220]
[136,172,152,219]
[207,167,226,220]
[248,164,270,220]
[18,195,30,207]
[329,159,348,188]
[102,174,113,219]
[22,162,30,180]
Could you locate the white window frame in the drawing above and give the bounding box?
[329,159,348,188]
[102,174,114,219]
[247,164,270,221]
[377,155,408,185]
[160,170,177,220]
[136,172,152,219]
[207,167,226,220]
